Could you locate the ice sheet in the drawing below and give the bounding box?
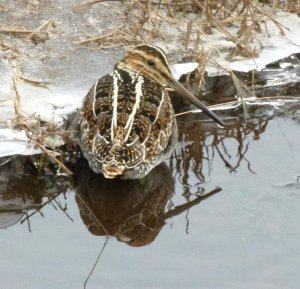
[0,129,41,157]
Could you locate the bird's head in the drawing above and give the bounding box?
[117,44,225,127]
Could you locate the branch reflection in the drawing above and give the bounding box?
[170,113,271,190]
[0,155,69,229]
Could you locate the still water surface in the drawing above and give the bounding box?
[1,57,300,289]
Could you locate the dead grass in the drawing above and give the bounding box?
[0,19,55,44]
[2,78,75,175]
[74,0,298,58]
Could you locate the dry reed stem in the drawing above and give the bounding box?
[175,96,300,117]
[72,0,105,12]
[73,0,196,12]
[25,19,54,41]
[29,137,73,175]
[21,115,73,175]
[74,31,116,44]
[0,20,53,44]
[0,40,19,52]
[74,0,298,60]
[185,20,193,50]
[0,98,14,103]
[0,27,34,34]
[18,76,51,90]
[9,79,73,175]
[12,77,21,121]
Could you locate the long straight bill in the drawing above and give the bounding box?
[169,76,226,127]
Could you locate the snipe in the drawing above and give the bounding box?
[76,44,225,179]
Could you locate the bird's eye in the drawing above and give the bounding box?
[147,59,155,67]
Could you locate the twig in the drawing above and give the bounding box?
[18,76,51,90]
[185,20,193,50]
[25,19,53,41]
[0,40,19,52]
[30,138,73,175]
[0,97,14,103]
[53,199,74,222]
[20,192,62,224]
[74,189,109,235]
[0,27,33,34]
[175,96,300,117]
[84,237,109,289]
[12,77,21,120]
[73,0,110,12]
[25,212,32,232]
[73,0,195,13]
[75,31,116,44]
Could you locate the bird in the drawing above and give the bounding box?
[75,44,225,179]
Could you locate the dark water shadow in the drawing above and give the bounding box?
[0,155,69,229]
[72,158,221,246]
[0,153,221,246]
[1,93,300,240]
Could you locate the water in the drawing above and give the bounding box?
[1,54,300,288]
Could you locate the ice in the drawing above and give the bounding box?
[0,129,41,157]
[171,63,199,80]
[213,12,300,75]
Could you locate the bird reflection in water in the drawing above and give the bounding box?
[0,111,273,238]
[0,154,220,242]
[72,158,221,246]
[0,106,276,239]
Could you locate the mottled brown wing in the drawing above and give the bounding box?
[78,74,113,158]
[78,69,176,175]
